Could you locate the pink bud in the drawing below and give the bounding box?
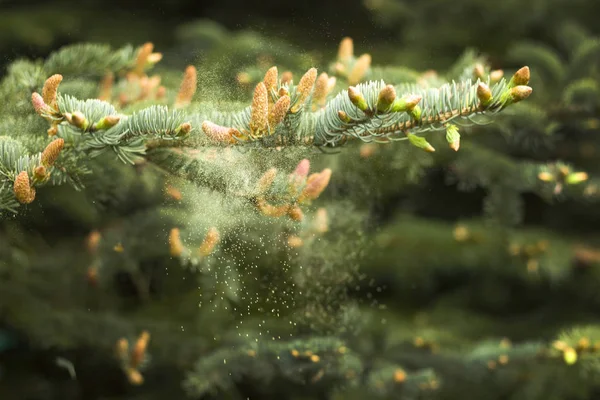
[294,159,310,179]
[298,168,332,202]
[31,92,47,115]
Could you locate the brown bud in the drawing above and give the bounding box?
[490,69,504,82]
[473,63,485,79]
[348,86,368,111]
[115,338,129,360]
[348,54,371,85]
[263,66,278,95]
[175,65,197,108]
[281,71,293,85]
[199,227,220,256]
[508,66,530,87]
[477,82,493,107]
[134,42,154,76]
[71,111,88,130]
[98,72,114,101]
[47,125,58,137]
[268,95,290,129]
[169,228,184,257]
[377,84,397,113]
[314,208,329,233]
[287,205,304,222]
[338,110,352,123]
[86,230,102,253]
[338,37,354,61]
[291,68,318,113]
[13,171,35,204]
[41,138,64,167]
[126,367,144,385]
[33,165,47,181]
[174,122,192,137]
[313,72,331,108]
[42,74,63,109]
[250,82,269,136]
[256,168,278,193]
[298,169,332,202]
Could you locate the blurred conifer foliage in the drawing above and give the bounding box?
[1,5,600,400]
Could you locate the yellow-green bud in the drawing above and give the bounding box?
[566,172,588,185]
[71,111,89,131]
[508,66,530,88]
[390,94,422,112]
[347,86,368,112]
[174,122,192,137]
[477,82,493,107]
[500,85,532,105]
[445,124,460,151]
[407,134,435,152]
[376,85,397,113]
[93,115,121,131]
[338,110,352,123]
[409,105,422,121]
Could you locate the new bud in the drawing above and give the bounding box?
[508,66,530,88]
[347,86,368,112]
[445,124,460,151]
[390,94,422,112]
[93,115,121,131]
[477,82,493,107]
[376,85,397,113]
[407,134,435,152]
[71,111,89,131]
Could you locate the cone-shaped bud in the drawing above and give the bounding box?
[281,71,293,85]
[134,42,154,75]
[287,205,304,222]
[566,172,589,185]
[348,54,371,85]
[314,208,329,233]
[338,110,352,123]
[175,66,197,108]
[490,69,504,82]
[263,66,278,95]
[199,227,220,256]
[99,73,114,101]
[47,125,58,136]
[71,111,89,131]
[501,85,533,104]
[313,72,330,108]
[33,165,48,181]
[93,115,121,131]
[201,121,238,143]
[390,94,422,112]
[338,37,354,61]
[147,52,163,64]
[508,66,530,88]
[473,63,485,79]
[87,230,102,254]
[563,347,578,365]
[298,169,332,203]
[445,124,460,151]
[409,105,422,121]
[41,138,64,167]
[13,171,35,204]
[477,82,493,107]
[407,134,435,152]
[376,84,397,113]
[256,197,290,217]
[268,95,290,129]
[278,87,289,97]
[257,168,278,193]
[169,228,184,257]
[131,331,150,368]
[42,74,63,109]
[293,159,310,180]
[348,86,369,112]
[174,122,192,138]
[291,68,317,113]
[250,82,269,135]
[31,92,48,115]
[537,171,554,182]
